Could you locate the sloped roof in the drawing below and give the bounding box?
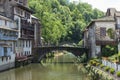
[17,3,34,13]
[93,16,115,22]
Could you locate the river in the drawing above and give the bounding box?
[0,52,90,80]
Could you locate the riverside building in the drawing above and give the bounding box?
[0,0,41,67]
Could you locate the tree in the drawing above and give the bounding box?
[28,0,104,45]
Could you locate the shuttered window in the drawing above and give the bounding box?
[100,27,106,36]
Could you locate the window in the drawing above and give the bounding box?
[0,19,5,26]
[15,41,17,47]
[25,12,30,19]
[21,53,23,56]
[100,27,106,36]
[29,40,30,47]
[4,47,7,56]
[5,20,7,26]
[10,47,12,52]
[25,51,26,56]
[0,19,2,26]
[19,40,21,47]
[26,41,28,47]
[23,40,24,47]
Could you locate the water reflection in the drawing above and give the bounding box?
[0,52,89,80]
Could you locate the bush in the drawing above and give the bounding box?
[110,68,115,74]
[118,56,120,62]
[96,63,100,66]
[89,60,96,66]
[104,66,110,72]
[92,61,96,66]
[100,64,104,68]
[117,71,120,77]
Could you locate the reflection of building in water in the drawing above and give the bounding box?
[0,70,16,80]
[15,66,32,80]
[0,66,32,80]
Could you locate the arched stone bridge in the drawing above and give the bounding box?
[32,46,89,62]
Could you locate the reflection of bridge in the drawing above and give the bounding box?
[32,46,89,62]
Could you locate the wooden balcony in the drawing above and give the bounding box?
[96,40,117,45]
[21,34,34,39]
[15,55,33,62]
[15,56,28,62]
[21,19,34,31]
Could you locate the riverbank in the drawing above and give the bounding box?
[86,58,120,80]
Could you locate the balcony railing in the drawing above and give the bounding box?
[21,19,34,31]
[21,34,34,39]
[0,33,18,41]
[96,40,117,45]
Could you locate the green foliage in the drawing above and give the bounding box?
[116,71,120,77]
[104,66,110,72]
[78,40,83,47]
[107,28,114,39]
[100,64,104,68]
[110,68,115,74]
[77,53,87,63]
[89,58,101,66]
[102,45,118,57]
[28,0,104,45]
[89,60,96,66]
[46,53,54,58]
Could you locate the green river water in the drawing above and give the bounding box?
[0,52,90,80]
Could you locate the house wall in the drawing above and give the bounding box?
[116,17,120,52]
[0,41,16,71]
[96,45,101,56]
[95,21,116,41]
[87,23,96,57]
[83,31,87,48]
[15,40,32,57]
[116,17,120,24]
[0,54,15,71]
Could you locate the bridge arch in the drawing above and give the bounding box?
[32,46,89,62]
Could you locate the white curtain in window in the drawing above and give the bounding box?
[2,20,5,26]
[0,19,2,26]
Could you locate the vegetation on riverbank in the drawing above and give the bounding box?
[86,57,120,80]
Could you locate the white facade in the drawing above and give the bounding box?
[15,40,32,57]
[13,5,33,60]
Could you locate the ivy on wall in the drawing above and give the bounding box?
[107,28,114,39]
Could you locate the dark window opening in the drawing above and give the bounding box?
[100,27,106,37]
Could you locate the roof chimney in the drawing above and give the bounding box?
[106,8,116,16]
